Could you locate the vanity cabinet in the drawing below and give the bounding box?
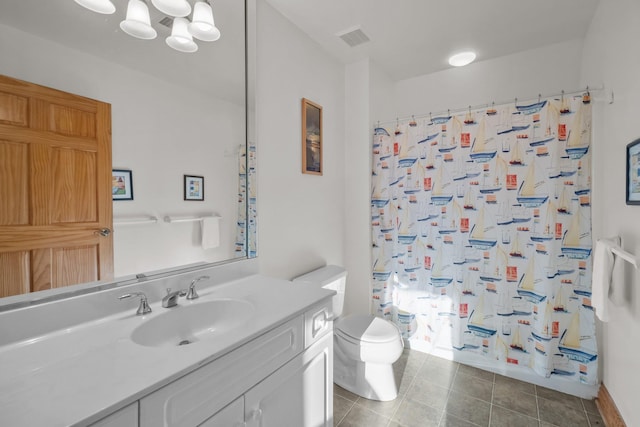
[244,333,332,427]
[199,397,244,427]
[139,303,333,427]
[88,402,138,427]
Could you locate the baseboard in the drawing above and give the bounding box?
[596,384,626,427]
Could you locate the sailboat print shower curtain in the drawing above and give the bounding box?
[371,94,597,385]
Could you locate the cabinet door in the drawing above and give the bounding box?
[199,397,244,427]
[89,402,138,427]
[245,333,333,427]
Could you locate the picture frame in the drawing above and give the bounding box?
[626,138,640,205]
[301,98,323,175]
[184,175,204,201]
[112,169,133,201]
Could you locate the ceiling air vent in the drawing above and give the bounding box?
[158,16,174,29]
[337,27,370,48]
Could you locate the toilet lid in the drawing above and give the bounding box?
[336,314,399,344]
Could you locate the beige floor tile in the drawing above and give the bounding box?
[457,363,495,382]
[492,387,538,418]
[337,403,390,427]
[406,375,450,410]
[444,390,491,427]
[494,374,535,396]
[587,411,605,426]
[538,396,589,427]
[416,357,458,388]
[392,398,442,427]
[439,412,482,427]
[334,384,359,402]
[581,398,599,414]
[536,385,583,411]
[451,372,494,403]
[489,405,539,427]
[333,395,355,426]
[355,395,403,419]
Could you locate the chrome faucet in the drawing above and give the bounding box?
[119,292,152,315]
[162,288,187,308]
[186,275,210,300]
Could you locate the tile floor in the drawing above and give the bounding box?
[333,348,604,427]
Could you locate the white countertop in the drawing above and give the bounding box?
[0,274,333,427]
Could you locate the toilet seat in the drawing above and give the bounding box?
[335,314,400,344]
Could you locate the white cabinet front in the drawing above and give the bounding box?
[245,333,333,427]
[198,397,244,427]
[88,402,138,427]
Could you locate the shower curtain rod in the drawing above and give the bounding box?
[376,86,604,127]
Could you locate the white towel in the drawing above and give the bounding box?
[591,237,620,322]
[201,216,221,250]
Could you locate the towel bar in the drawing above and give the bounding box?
[164,215,221,224]
[610,246,638,268]
[114,216,158,226]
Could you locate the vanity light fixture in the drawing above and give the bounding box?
[151,0,191,18]
[189,0,221,41]
[74,0,116,14]
[448,51,477,67]
[120,0,158,40]
[166,17,198,52]
[73,0,221,53]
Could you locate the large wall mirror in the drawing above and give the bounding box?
[0,0,256,306]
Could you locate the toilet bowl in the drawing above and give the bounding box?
[333,314,404,401]
[292,265,404,401]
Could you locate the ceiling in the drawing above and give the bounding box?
[0,0,245,104]
[266,0,600,82]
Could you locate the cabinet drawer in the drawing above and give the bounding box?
[140,316,303,427]
[304,301,332,348]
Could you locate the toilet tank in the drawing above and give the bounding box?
[292,265,347,318]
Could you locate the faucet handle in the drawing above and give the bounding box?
[119,292,152,315]
[187,275,210,300]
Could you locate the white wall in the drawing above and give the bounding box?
[393,39,585,119]
[343,59,371,316]
[581,1,640,424]
[0,24,244,277]
[255,2,346,279]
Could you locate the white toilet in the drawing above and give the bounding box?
[292,265,404,401]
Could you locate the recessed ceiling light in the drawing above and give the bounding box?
[448,51,476,67]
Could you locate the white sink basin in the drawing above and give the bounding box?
[130,299,254,348]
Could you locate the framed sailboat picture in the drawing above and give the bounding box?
[626,138,640,205]
[302,98,322,175]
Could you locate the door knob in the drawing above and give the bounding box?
[96,228,112,237]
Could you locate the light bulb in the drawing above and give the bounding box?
[189,1,221,42]
[448,51,477,67]
[151,0,191,17]
[120,0,157,40]
[74,0,116,14]
[166,17,198,53]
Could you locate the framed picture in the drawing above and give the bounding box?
[112,169,133,201]
[626,138,640,205]
[301,98,322,175]
[184,175,204,201]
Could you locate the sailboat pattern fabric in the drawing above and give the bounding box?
[371,95,597,385]
[235,142,257,257]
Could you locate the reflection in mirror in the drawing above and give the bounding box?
[0,0,255,303]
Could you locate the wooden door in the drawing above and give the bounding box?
[0,75,113,298]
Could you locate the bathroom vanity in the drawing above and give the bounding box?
[0,261,335,427]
